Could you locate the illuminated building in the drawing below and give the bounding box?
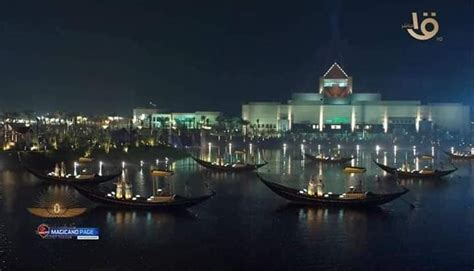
[133,109,221,130]
[242,63,470,134]
[132,108,160,128]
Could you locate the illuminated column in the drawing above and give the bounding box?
[415,108,421,133]
[276,106,280,131]
[116,180,124,199]
[287,106,292,131]
[319,106,324,132]
[99,161,103,176]
[308,181,316,196]
[208,142,212,161]
[351,106,356,132]
[73,162,78,176]
[383,108,388,133]
[125,182,133,199]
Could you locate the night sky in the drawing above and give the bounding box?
[0,0,472,115]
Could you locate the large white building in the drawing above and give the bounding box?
[242,63,470,135]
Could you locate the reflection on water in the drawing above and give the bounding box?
[0,146,473,269]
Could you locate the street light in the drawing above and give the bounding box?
[99,161,103,176]
[73,161,78,176]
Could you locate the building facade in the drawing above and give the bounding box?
[132,108,221,130]
[150,111,221,129]
[242,63,470,135]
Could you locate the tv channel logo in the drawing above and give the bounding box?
[36,224,50,239]
[36,224,99,240]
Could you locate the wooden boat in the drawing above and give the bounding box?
[373,160,457,178]
[416,154,434,160]
[71,184,215,209]
[343,166,366,174]
[150,169,174,177]
[192,157,267,172]
[304,153,353,164]
[443,151,474,160]
[25,167,121,185]
[257,174,408,207]
[78,157,94,163]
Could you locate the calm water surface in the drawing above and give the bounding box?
[1,147,474,270]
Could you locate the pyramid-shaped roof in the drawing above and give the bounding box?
[323,62,348,79]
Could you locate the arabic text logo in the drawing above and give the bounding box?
[404,12,439,41]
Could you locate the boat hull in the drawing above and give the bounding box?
[25,167,121,185]
[258,175,408,207]
[373,160,457,178]
[192,157,267,172]
[443,151,474,160]
[343,166,366,173]
[71,184,215,209]
[304,153,353,164]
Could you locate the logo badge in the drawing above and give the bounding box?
[36,224,50,239]
[403,12,440,41]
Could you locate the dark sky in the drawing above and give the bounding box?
[0,0,472,115]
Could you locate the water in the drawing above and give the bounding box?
[1,147,474,270]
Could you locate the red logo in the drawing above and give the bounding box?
[36,224,49,238]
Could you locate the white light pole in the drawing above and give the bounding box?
[73,162,78,176]
[208,142,212,161]
[99,161,103,176]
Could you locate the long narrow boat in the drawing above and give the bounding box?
[192,157,267,172]
[443,151,474,160]
[257,175,408,207]
[151,169,174,177]
[71,184,215,209]
[373,160,457,178]
[304,153,353,164]
[25,167,121,185]
[342,166,366,174]
[416,154,434,160]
